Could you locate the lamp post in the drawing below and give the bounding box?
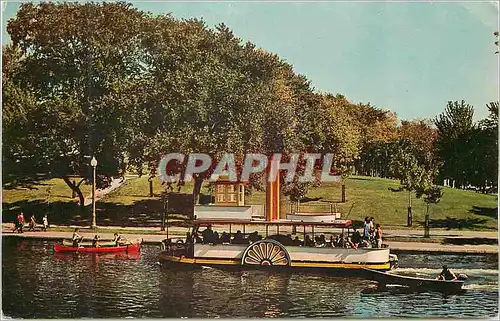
[91,156,98,228]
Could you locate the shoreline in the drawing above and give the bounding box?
[3,230,498,255]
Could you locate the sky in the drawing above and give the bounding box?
[2,1,499,121]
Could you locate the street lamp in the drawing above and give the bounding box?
[91,156,98,228]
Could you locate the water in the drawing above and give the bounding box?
[2,237,498,318]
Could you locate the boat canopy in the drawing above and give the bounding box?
[192,218,351,228]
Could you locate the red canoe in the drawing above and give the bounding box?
[53,241,141,253]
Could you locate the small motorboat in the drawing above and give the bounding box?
[54,240,142,253]
[363,268,466,292]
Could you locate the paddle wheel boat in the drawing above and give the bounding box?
[159,218,398,273]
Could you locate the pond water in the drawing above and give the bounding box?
[2,237,498,318]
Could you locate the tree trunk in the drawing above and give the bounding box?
[407,190,413,227]
[63,176,85,210]
[149,179,154,197]
[424,203,430,238]
[192,175,204,205]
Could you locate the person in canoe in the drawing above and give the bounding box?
[436,265,457,281]
[72,228,83,247]
[112,233,123,246]
[92,235,100,248]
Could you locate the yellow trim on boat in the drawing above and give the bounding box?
[161,255,390,270]
[290,261,391,270]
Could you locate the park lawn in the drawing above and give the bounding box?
[100,176,197,205]
[245,176,498,230]
[2,178,93,225]
[3,175,497,230]
[2,178,91,206]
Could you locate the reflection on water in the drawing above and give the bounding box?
[2,237,498,318]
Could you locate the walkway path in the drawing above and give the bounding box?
[83,175,138,206]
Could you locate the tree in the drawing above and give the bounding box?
[390,140,438,227]
[416,185,443,237]
[349,103,399,177]
[434,100,475,188]
[3,2,150,209]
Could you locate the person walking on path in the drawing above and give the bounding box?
[13,211,25,233]
[28,215,37,231]
[42,215,49,232]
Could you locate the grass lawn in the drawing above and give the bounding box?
[245,176,498,230]
[2,178,92,224]
[2,177,91,204]
[3,175,497,230]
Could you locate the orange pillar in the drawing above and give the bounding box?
[266,168,280,221]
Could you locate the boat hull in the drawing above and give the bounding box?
[159,253,391,273]
[363,268,465,292]
[54,242,141,253]
[159,239,394,273]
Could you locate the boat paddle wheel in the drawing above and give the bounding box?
[241,239,291,267]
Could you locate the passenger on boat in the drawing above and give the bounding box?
[436,265,457,281]
[194,231,203,244]
[336,234,344,247]
[304,235,315,247]
[72,229,83,247]
[232,230,248,244]
[248,231,262,243]
[292,236,302,246]
[202,226,215,244]
[363,217,370,240]
[316,235,326,247]
[346,236,358,249]
[92,235,100,248]
[351,229,362,245]
[233,230,242,243]
[112,233,122,246]
[213,231,220,244]
[221,232,231,244]
[375,224,382,248]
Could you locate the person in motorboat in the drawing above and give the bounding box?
[92,235,100,248]
[72,228,83,247]
[436,265,457,281]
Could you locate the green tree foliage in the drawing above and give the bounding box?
[389,139,438,226]
[434,100,475,188]
[435,100,497,192]
[3,2,151,207]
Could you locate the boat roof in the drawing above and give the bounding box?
[193,218,352,228]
